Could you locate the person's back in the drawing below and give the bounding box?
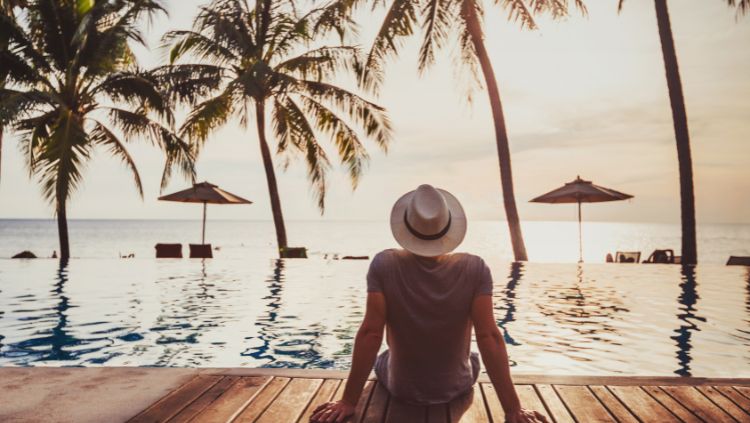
[368,249,492,404]
[311,184,549,423]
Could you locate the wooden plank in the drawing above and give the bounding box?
[698,386,750,422]
[554,385,615,423]
[480,384,505,423]
[232,377,290,423]
[607,386,679,423]
[535,384,574,423]
[639,385,701,423]
[448,384,489,422]
[298,379,342,423]
[736,386,750,401]
[588,385,639,423]
[169,376,238,423]
[256,378,322,423]
[660,385,735,423]
[715,386,750,415]
[129,375,222,423]
[385,398,425,423]
[514,385,550,422]
[352,381,377,423]
[190,376,270,423]
[361,382,390,423]
[427,404,449,423]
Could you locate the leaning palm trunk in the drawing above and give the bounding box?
[463,0,528,261]
[654,0,697,264]
[255,101,289,254]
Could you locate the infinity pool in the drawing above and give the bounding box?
[1,258,748,377]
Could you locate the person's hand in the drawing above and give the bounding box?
[505,408,550,423]
[310,400,355,422]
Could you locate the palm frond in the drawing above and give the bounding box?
[418,0,454,72]
[727,0,750,17]
[89,119,143,198]
[362,0,418,91]
[272,96,331,211]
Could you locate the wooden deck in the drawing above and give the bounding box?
[128,370,750,423]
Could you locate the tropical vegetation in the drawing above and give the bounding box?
[160,0,392,257]
[617,0,749,264]
[348,0,586,261]
[0,0,195,260]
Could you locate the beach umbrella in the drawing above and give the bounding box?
[159,181,252,244]
[530,176,633,262]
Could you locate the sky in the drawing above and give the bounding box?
[0,0,748,224]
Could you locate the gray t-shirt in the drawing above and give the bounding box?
[367,248,494,404]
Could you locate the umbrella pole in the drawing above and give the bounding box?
[202,201,207,245]
[578,200,583,263]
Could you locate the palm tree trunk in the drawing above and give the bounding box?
[255,100,289,256]
[654,0,697,264]
[57,196,70,260]
[463,1,528,261]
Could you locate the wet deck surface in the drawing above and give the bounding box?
[127,370,750,423]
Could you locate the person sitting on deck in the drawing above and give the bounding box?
[311,184,549,423]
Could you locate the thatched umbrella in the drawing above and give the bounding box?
[159,181,252,244]
[531,176,633,262]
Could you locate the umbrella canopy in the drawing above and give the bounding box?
[530,176,633,204]
[531,176,633,262]
[159,182,252,244]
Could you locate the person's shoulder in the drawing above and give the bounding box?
[371,248,406,266]
[450,252,487,265]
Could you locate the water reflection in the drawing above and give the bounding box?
[536,265,628,343]
[242,259,285,364]
[496,262,522,347]
[671,265,706,376]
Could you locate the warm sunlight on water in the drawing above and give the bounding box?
[1,257,748,377]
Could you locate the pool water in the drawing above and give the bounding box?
[1,257,748,377]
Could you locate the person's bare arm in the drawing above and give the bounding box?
[311,292,386,422]
[471,295,549,423]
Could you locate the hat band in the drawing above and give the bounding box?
[404,210,452,241]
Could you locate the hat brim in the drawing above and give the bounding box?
[390,188,467,257]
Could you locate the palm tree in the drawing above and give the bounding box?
[0,0,195,260]
[0,0,26,185]
[617,0,748,265]
[160,0,392,257]
[355,0,585,261]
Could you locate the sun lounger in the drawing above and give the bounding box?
[615,251,641,263]
[155,243,182,258]
[189,244,213,258]
[727,256,750,266]
[643,249,675,264]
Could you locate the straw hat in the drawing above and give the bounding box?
[390,184,467,257]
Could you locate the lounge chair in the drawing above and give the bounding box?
[155,243,182,258]
[189,244,213,258]
[643,249,675,264]
[615,251,641,263]
[727,256,750,266]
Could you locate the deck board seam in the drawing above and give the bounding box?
[126,373,205,422]
[688,386,742,423]
[355,380,376,423]
[251,377,292,422]
[641,385,699,423]
[603,385,645,423]
[294,378,328,423]
[226,375,275,423]
[532,384,559,423]
[583,384,619,423]
[130,375,224,423]
[730,386,750,404]
[714,386,750,417]
[551,384,581,423]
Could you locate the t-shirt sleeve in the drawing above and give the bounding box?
[366,252,386,293]
[475,258,494,297]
